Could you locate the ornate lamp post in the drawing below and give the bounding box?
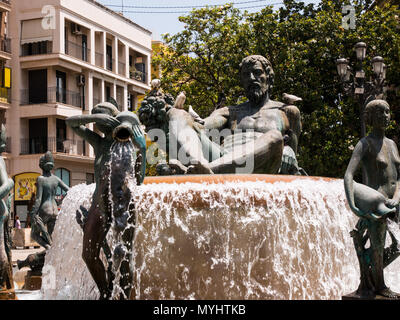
[336,42,387,138]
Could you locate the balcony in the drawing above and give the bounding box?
[130,70,147,83]
[5,137,10,153]
[95,52,103,67]
[65,40,90,62]
[106,58,114,72]
[20,87,82,108]
[93,97,101,107]
[0,0,11,12]
[0,87,10,104]
[0,37,11,54]
[20,137,85,156]
[118,61,126,76]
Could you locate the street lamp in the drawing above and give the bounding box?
[336,42,387,139]
[372,56,385,76]
[354,42,367,61]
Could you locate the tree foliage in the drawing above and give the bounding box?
[152,0,400,178]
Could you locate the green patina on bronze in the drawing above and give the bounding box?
[66,99,146,300]
[0,124,14,292]
[344,99,400,299]
[139,55,304,175]
[18,151,69,273]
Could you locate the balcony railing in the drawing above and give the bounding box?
[5,137,11,153]
[20,137,49,155]
[20,87,82,108]
[0,87,10,104]
[129,70,147,83]
[65,40,90,62]
[21,41,52,57]
[95,52,103,67]
[0,37,11,54]
[21,137,85,156]
[118,61,126,76]
[93,97,101,107]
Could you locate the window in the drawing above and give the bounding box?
[55,168,70,197]
[56,71,66,104]
[86,173,94,185]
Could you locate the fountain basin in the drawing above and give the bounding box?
[41,174,400,300]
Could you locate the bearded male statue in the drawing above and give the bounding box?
[141,55,302,175]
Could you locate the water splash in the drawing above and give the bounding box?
[107,141,137,300]
[387,218,400,251]
[41,178,400,299]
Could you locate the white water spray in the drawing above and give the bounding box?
[41,178,400,299]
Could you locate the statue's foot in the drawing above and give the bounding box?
[377,287,400,299]
[187,162,214,175]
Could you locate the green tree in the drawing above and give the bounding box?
[151,0,400,178]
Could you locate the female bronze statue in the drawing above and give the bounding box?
[0,125,15,293]
[30,151,69,250]
[344,99,400,299]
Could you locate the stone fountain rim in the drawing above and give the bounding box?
[143,174,338,185]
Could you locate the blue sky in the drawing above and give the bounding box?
[96,0,321,41]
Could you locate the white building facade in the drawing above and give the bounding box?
[7,0,152,225]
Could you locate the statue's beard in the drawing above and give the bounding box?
[246,86,267,105]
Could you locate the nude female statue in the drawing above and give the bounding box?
[66,102,146,300]
[344,99,400,299]
[0,125,15,292]
[29,151,69,250]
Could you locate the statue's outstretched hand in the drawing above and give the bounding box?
[385,198,398,209]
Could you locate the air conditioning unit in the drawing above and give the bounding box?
[71,22,82,35]
[77,74,85,87]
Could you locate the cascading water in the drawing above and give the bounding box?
[107,140,137,300]
[41,177,400,300]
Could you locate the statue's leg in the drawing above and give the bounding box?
[208,129,283,174]
[350,220,374,296]
[46,217,57,238]
[30,226,51,250]
[82,204,111,300]
[368,221,387,294]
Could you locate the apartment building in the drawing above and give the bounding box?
[0,0,11,125]
[7,0,152,224]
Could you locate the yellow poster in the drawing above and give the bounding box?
[4,67,11,89]
[14,172,40,201]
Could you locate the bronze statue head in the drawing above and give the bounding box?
[239,55,274,105]
[92,102,119,134]
[364,99,390,129]
[39,151,54,171]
